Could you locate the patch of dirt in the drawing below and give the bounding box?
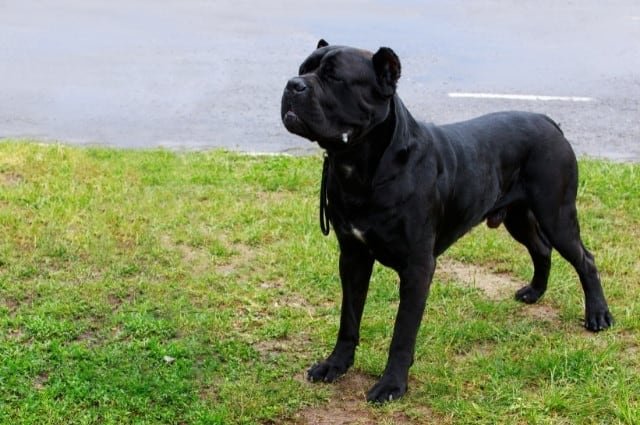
[74,329,98,346]
[259,280,284,290]
[2,294,36,317]
[216,242,255,277]
[108,293,123,308]
[110,324,125,339]
[289,372,400,425]
[107,290,140,311]
[159,233,257,278]
[285,372,446,425]
[454,341,495,362]
[177,244,207,267]
[437,259,521,301]
[273,291,316,310]
[605,330,639,362]
[256,190,292,203]
[1,171,24,187]
[254,333,313,360]
[33,372,48,390]
[2,297,20,313]
[623,343,639,361]
[7,327,25,340]
[198,385,220,403]
[257,278,330,320]
[266,281,315,312]
[523,303,560,322]
[160,235,213,276]
[437,259,560,322]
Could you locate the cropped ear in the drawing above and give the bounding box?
[372,47,401,97]
[317,39,329,49]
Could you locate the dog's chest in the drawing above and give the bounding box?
[350,225,367,243]
[340,216,411,268]
[333,192,415,268]
[328,156,426,267]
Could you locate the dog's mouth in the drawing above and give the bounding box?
[283,111,357,149]
[282,109,299,126]
[281,95,356,148]
[282,108,314,141]
[281,93,317,142]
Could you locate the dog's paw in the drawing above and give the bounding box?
[307,361,349,383]
[584,309,614,332]
[366,374,407,403]
[515,285,545,304]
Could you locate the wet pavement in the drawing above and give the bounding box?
[1,0,639,160]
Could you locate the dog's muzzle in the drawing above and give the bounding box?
[281,77,312,137]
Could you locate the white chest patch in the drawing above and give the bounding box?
[351,227,366,243]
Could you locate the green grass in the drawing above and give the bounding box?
[1,141,638,424]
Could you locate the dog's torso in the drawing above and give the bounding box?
[326,99,570,269]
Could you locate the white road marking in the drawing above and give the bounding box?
[448,92,594,102]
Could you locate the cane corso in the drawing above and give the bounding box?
[280,40,613,403]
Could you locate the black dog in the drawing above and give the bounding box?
[281,40,613,403]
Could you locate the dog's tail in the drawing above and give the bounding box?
[542,114,564,136]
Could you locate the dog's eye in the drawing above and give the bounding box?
[326,74,342,83]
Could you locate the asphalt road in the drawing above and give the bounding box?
[1,0,639,160]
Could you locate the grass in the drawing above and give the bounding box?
[0,141,638,424]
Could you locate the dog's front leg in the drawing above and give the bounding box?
[307,241,374,383]
[367,257,435,403]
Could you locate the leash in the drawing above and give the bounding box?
[319,153,331,236]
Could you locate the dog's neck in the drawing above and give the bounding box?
[327,95,417,193]
[326,96,399,189]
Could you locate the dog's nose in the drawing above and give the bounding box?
[286,77,308,93]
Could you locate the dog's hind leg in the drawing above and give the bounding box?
[521,138,613,331]
[503,203,552,304]
[536,206,613,331]
[527,185,613,331]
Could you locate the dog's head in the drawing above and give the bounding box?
[281,39,401,151]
